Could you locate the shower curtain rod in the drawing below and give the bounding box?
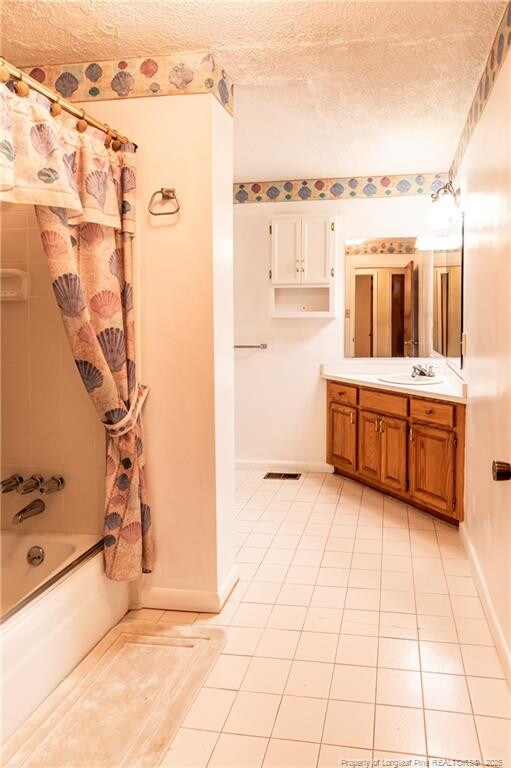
[0,57,135,148]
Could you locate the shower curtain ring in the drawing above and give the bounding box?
[76,109,88,133]
[50,96,62,117]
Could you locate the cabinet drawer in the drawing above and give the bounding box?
[327,381,358,406]
[359,388,408,418]
[410,398,454,428]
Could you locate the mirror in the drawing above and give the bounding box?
[344,232,463,363]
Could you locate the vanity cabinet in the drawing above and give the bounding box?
[326,381,465,522]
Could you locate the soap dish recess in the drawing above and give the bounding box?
[0,269,29,301]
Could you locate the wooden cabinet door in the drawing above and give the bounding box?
[301,216,333,284]
[329,404,357,472]
[358,410,380,482]
[270,216,301,284]
[380,416,407,492]
[409,423,455,515]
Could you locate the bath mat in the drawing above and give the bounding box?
[3,620,225,767]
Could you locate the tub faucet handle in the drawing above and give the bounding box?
[1,473,23,493]
[40,475,65,494]
[12,498,46,525]
[16,474,44,495]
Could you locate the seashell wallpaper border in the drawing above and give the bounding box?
[24,50,233,115]
[233,173,449,204]
[450,1,511,180]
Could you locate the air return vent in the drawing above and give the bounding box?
[263,472,302,480]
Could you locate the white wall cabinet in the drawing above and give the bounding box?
[269,215,337,317]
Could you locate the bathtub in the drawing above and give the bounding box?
[1,530,129,742]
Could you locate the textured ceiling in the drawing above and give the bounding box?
[2,1,505,180]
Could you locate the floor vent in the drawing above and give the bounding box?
[264,472,302,480]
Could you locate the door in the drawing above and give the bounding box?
[329,404,357,472]
[403,260,416,357]
[358,410,380,482]
[380,416,407,492]
[301,216,333,284]
[270,217,301,284]
[354,274,373,357]
[409,423,454,514]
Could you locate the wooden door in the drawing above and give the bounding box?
[380,416,407,492]
[354,274,373,357]
[409,423,455,515]
[329,404,357,472]
[270,217,301,284]
[301,216,333,284]
[403,260,415,357]
[358,410,380,482]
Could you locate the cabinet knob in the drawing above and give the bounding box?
[338,391,345,396]
[425,409,433,415]
[492,461,511,481]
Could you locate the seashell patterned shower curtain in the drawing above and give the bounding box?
[0,82,154,580]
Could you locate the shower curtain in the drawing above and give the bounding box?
[0,82,154,580]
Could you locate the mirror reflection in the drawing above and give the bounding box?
[345,233,463,362]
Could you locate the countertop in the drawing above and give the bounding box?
[321,364,467,403]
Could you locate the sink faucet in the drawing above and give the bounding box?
[411,364,435,378]
[12,499,45,525]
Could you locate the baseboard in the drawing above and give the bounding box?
[236,459,334,474]
[141,566,239,614]
[459,523,511,684]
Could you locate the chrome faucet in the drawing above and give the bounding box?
[40,475,65,494]
[16,474,43,495]
[1,474,23,493]
[12,499,46,525]
[411,364,435,378]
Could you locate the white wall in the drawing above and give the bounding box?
[234,195,431,468]
[457,54,511,679]
[84,95,236,611]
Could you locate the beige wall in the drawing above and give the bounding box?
[458,54,511,679]
[0,203,105,534]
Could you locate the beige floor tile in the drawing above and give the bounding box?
[381,570,413,591]
[223,691,281,738]
[380,589,415,613]
[293,550,323,566]
[422,671,471,713]
[412,556,444,575]
[158,610,199,625]
[323,699,374,748]
[455,616,494,645]
[345,587,380,611]
[413,572,448,594]
[321,551,352,569]
[272,695,327,743]
[425,710,481,761]
[467,676,511,718]
[419,641,464,674]
[277,583,314,607]
[267,604,306,630]
[295,631,338,663]
[326,537,354,553]
[317,744,372,767]
[442,558,472,577]
[224,627,263,656]
[461,644,506,678]
[446,575,478,596]
[451,595,485,619]
[241,657,292,694]
[379,611,418,640]
[161,728,218,768]
[254,564,289,583]
[255,628,300,659]
[376,668,422,708]
[348,569,381,589]
[263,549,294,566]
[303,606,343,634]
[206,654,252,690]
[330,664,376,703]
[351,553,381,570]
[243,582,281,604]
[230,603,273,628]
[182,687,236,731]
[475,715,511,766]
[415,593,452,617]
[336,634,378,666]
[379,637,420,670]
[198,601,240,627]
[373,751,428,767]
[382,554,412,573]
[374,704,426,754]
[310,586,347,608]
[262,738,319,767]
[316,567,349,587]
[341,609,379,636]
[208,733,268,768]
[417,614,457,643]
[285,565,319,584]
[284,660,333,698]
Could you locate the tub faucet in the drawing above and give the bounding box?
[13,499,46,525]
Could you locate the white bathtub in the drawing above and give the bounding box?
[1,531,129,742]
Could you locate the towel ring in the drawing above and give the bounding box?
[148,188,180,216]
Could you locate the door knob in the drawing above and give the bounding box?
[492,461,511,481]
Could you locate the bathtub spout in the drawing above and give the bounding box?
[12,499,45,525]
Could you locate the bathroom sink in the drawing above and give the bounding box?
[378,374,444,386]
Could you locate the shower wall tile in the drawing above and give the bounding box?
[0,202,105,536]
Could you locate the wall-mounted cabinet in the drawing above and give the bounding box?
[269,215,337,317]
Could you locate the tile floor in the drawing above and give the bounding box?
[136,471,511,767]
